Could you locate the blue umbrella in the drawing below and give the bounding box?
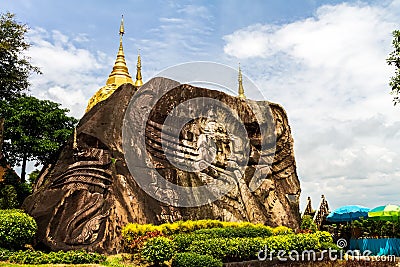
[326,205,370,222]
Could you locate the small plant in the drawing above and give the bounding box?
[125,230,164,253]
[301,215,318,233]
[141,236,175,266]
[172,252,222,267]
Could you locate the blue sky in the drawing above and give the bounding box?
[2,0,400,211]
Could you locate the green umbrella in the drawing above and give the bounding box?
[368,204,400,221]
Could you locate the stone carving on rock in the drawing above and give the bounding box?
[23,77,301,254]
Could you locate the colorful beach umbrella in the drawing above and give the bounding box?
[326,205,370,222]
[368,204,400,221]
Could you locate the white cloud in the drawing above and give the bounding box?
[224,1,400,209]
[129,3,216,74]
[27,28,109,118]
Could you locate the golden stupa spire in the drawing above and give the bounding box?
[106,15,133,87]
[238,63,246,99]
[119,15,125,36]
[85,15,134,112]
[135,50,143,86]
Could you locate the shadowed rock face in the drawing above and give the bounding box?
[23,77,301,254]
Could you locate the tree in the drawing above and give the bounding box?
[0,12,40,101]
[0,118,4,157]
[0,96,78,182]
[387,30,400,105]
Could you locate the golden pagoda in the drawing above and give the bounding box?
[86,16,142,112]
[238,63,246,99]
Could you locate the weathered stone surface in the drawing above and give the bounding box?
[23,77,301,254]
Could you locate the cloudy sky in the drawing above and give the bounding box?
[2,0,400,211]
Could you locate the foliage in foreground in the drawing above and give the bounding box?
[135,220,335,264]
[122,219,292,250]
[172,252,223,267]
[0,248,106,265]
[0,209,37,250]
[185,232,332,262]
[140,237,175,265]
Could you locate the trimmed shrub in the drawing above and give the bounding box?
[172,226,273,252]
[194,226,273,238]
[187,233,330,262]
[2,249,106,264]
[188,237,264,262]
[141,237,176,265]
[172,252,223,267]
[123,220,304,257]
[173,233,210,252]
[0,209,37,249]
[123,220,276,239]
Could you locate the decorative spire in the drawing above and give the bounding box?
[119,15,125,36]
[85,15,134,113]
[238,63,246,99]
[72,128,78,151]
[105,15,133,87]
[135,50,143,86]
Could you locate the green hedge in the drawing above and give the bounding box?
[0,249,106,264]
[122,220,287,249]
[186,232,333,262]
[193,226,273,238]
[0,209,37,249]
[172,252,223,267]
[172,226,274,253]
[173,233,210,252]
[188,237,263,262]
[122,220,272,238]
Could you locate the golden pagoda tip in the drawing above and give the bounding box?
[119,15,125,36]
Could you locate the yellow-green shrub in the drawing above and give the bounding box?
[122,220,294,251]
[0,209,37,249]
[272,225,293,235]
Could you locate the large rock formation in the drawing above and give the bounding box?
[23,77,301,254]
